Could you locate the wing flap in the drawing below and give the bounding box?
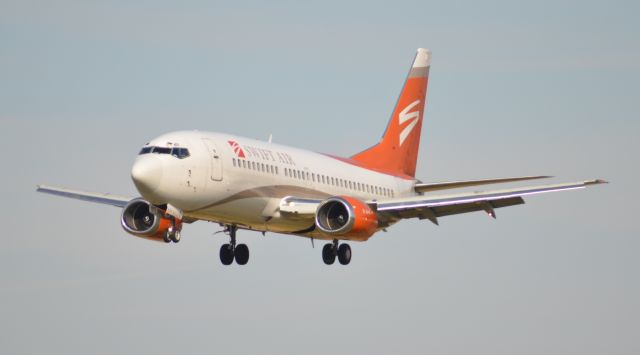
[432,196,524,217]
[37,185,132,208]
[377,179,606,224]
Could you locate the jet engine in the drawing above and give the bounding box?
[120,198,182,242]
[315,196,378,240]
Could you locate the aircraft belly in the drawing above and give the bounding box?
[186,197,316,233]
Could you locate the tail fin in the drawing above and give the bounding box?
[351,48,431,178]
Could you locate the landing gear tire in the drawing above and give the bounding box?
[170,231,181,243]
[235,244,250,265]
[322,243,336,265]
[163,231,172,243]
[337,243,351,265]
[220,244,234,265]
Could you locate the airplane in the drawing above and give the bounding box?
[37,48,606,266]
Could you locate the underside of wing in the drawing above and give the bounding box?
[377,179,607,225]
[414,175,551,193]
[37,185,132,207]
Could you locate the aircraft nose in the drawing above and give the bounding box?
[131,157,163,196]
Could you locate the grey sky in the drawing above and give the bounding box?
[1,0,638,354]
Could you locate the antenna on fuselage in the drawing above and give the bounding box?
[268,134,273,143]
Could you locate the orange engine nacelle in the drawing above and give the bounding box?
[120,199,182,242]
[315,196,379,241]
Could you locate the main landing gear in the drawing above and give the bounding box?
[163,224,181,243]
[322,239,352,265]
[219,225,250,265]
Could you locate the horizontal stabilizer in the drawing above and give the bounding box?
[414,176,552,193]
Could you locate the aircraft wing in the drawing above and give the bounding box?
[414,175,551,193]
[375,179,607,225]
[37,185,132,208]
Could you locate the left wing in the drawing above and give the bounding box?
[375,179,607,225]
[36,185,132,208]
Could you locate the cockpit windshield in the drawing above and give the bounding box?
[139,146,190,159]
[171,148,190,159]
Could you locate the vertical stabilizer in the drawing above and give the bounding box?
[351,48,431,178]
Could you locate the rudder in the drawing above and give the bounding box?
[351,48,431,178]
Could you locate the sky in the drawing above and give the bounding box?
[1,0,638,354]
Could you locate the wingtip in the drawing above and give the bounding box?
[586,179,609,185]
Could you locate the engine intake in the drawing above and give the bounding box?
[121,198,181,241]
[315,196,378,240]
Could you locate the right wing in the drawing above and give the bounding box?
[36,185,132,208]
[414,175,551,193]
[376,179,607,225]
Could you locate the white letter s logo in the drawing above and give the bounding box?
[398,100,421,146]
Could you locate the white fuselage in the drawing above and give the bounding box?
[132,131,419,240]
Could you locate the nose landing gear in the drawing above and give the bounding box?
[219,225,250,265]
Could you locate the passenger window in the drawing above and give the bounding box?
[232,158,236,167]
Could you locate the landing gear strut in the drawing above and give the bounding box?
[322,239,351,265]
[219,225,250,265]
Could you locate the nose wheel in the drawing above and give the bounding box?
[219,225,250,265]
[322,239,351,265]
